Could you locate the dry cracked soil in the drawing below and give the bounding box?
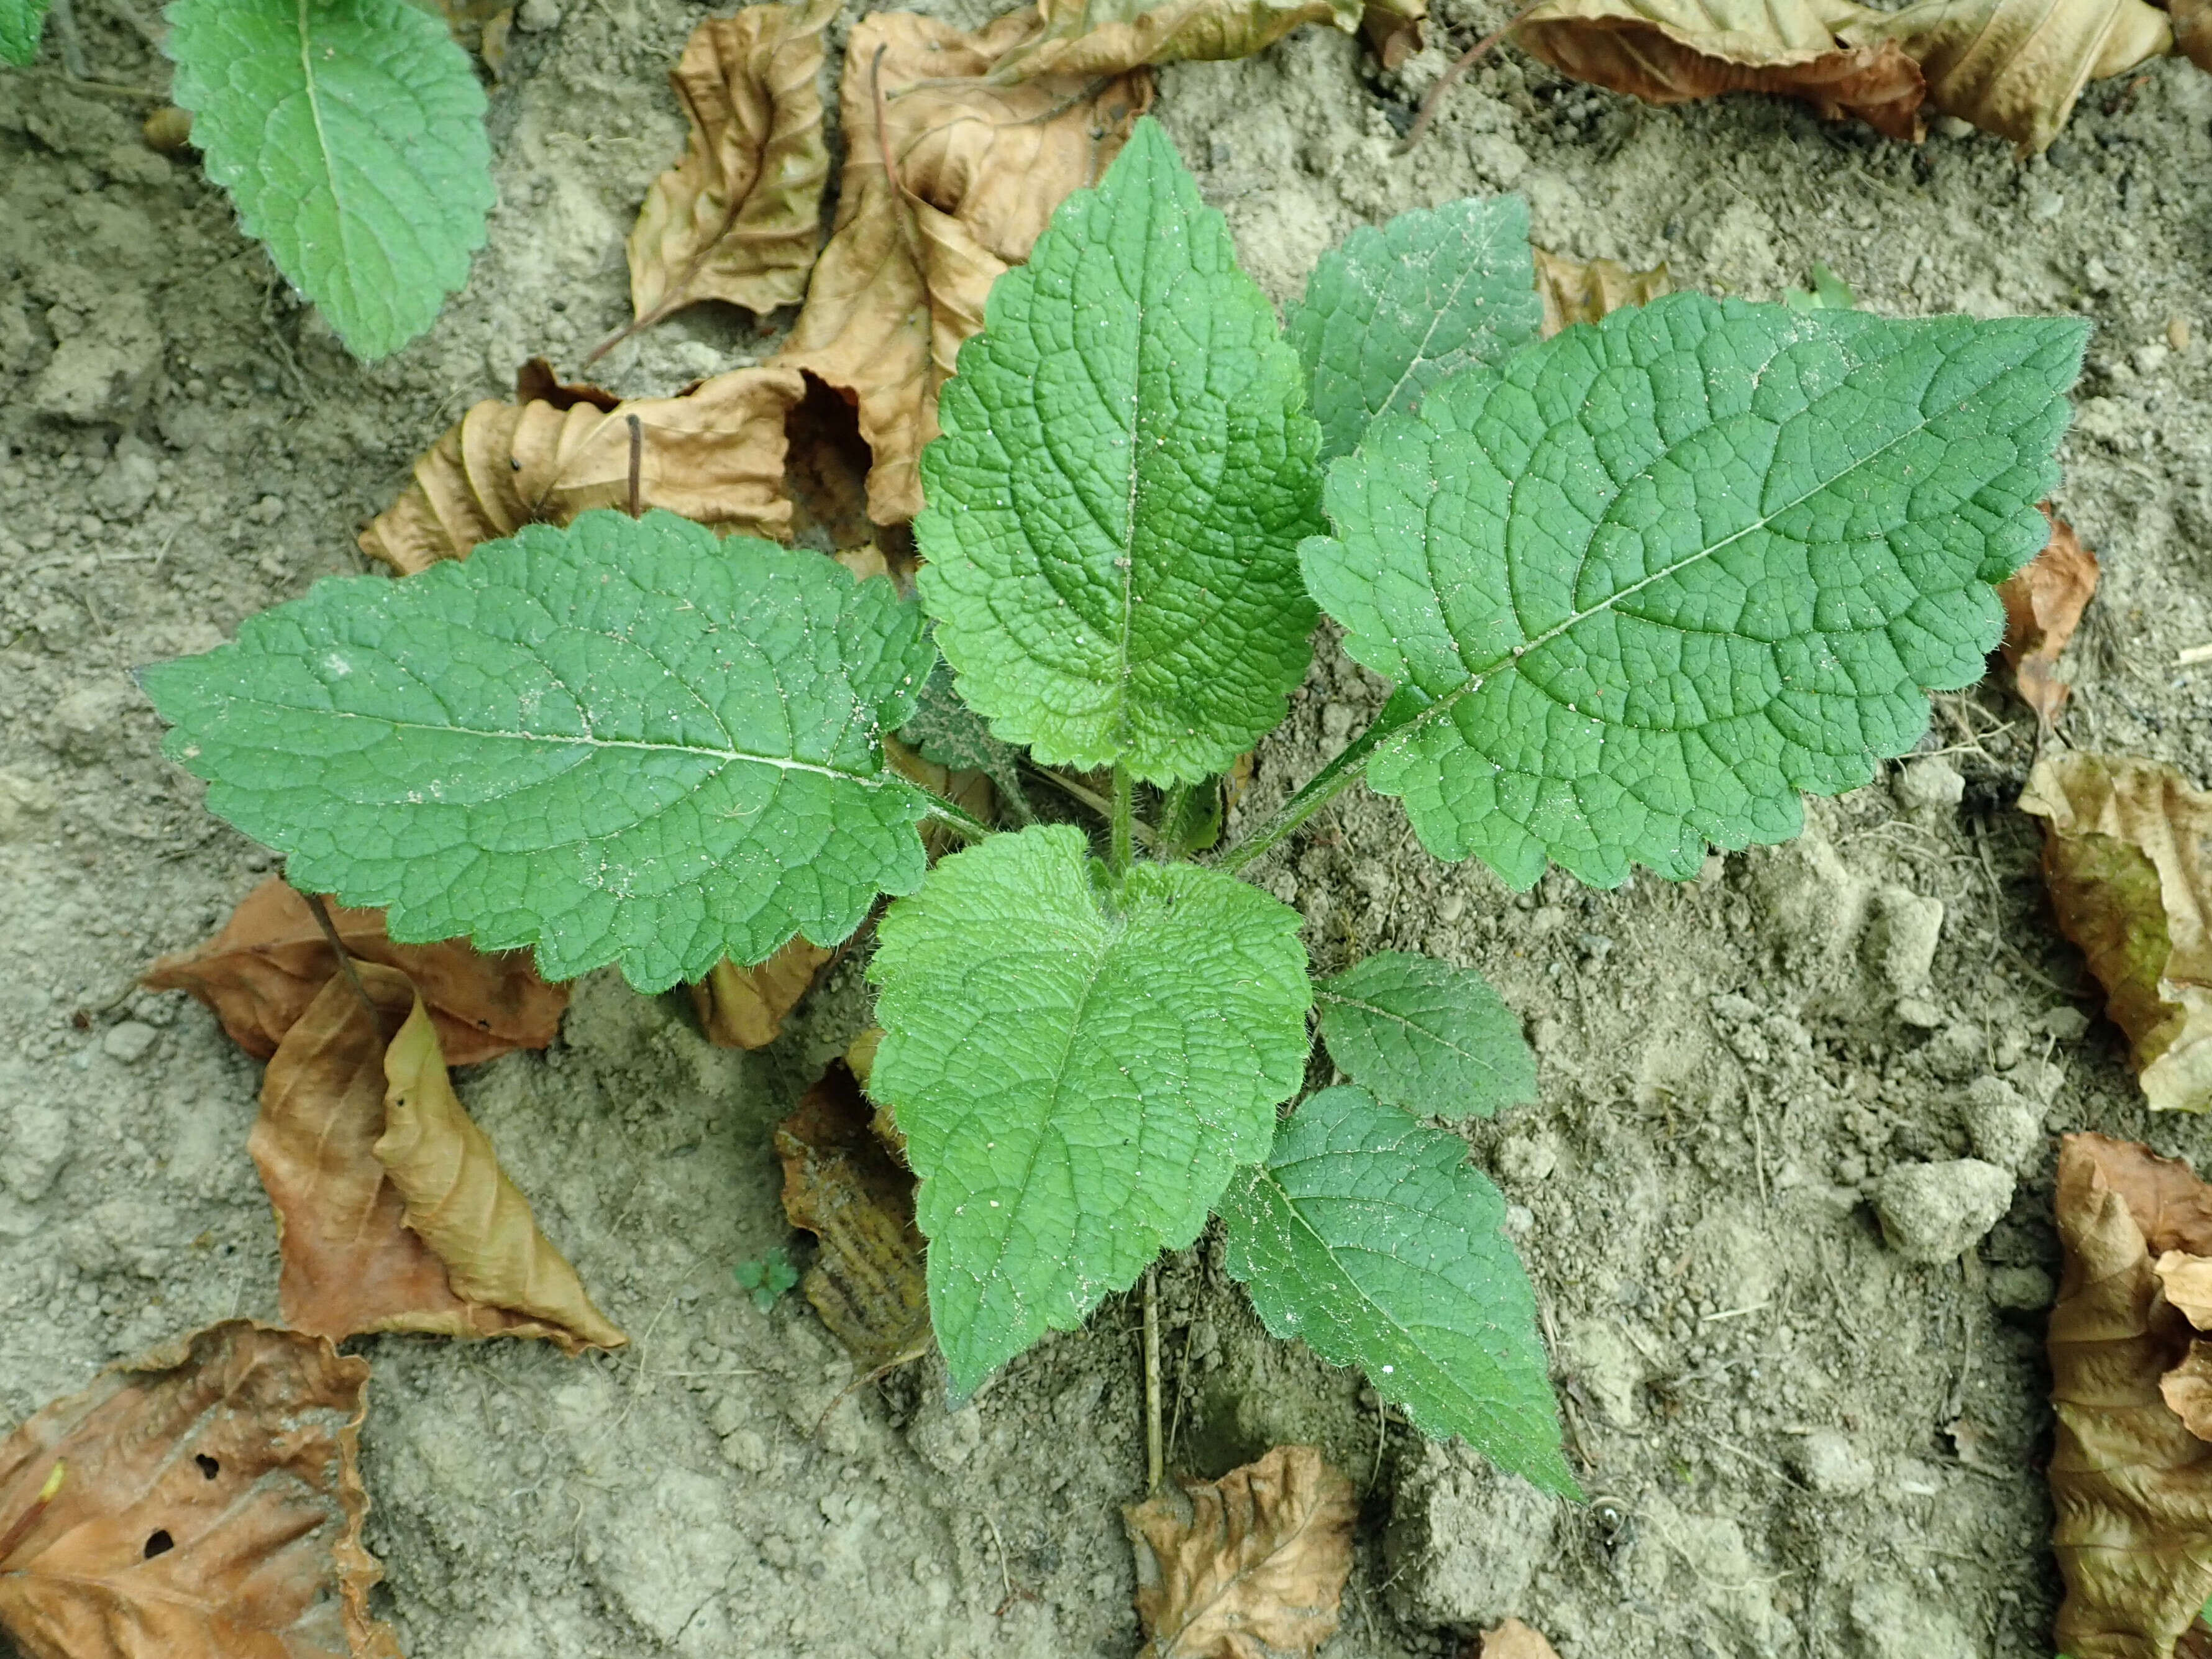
[2,0,2211,1654]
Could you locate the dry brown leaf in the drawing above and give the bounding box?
[2176,0,2211,68]
[1363,0,1427,65]
[689,935,834,1049]
[1478,1620,1565,1659]
[357,364,805,573]
[774,1061,930,1373]
[2162,1251,2212,1329]
[437,0,513,76]
[988,0,1361,79]
[1514,0,1927,140]
[2050,1133,2212,1658]
[773,9,1148,523]
[1998,506,2100,729]
[1838,0,2172,153]
[141,875,566,1066]
[2020,752,2212,1113]
[884,731,996,856]
[1124,1445,1356,1659]
[623,0,839,334]
[379,991,628,1352]
[0,1320,397,1659]
[254,965,616,1350]
[1533,245,1672,337]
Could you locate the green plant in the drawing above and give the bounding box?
[734,1248,798,1311]
[6,0,492,360]
[140,117,2085,1494]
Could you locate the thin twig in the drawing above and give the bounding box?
[624,414,643,518]
[300,889,380,1028]
[1399,0,1549,155]
[1143,1266,1164,1491]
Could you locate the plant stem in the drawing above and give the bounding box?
[299,888,382,1028]
[1154,781,1191,857]
[920,792,994,843]
[1143,1265,1164,1492]
[1108,762,1135,876]
[1214,718,1393,875]
[1028,766,1159,847]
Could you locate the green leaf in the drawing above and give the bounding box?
[0,0,49,66]
[867,824,1311,1397]
[1288,194,1542,464]
[914,117,1322,787]
[166,0,493,360]
[1785,262,1857,312]
[142,509,937,992]
[1316,951,1533,1119]
[1221,1085,1574,1493]
[1302,294,2088,888]
[901,656,1034,824]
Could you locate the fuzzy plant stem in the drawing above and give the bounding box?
[1143,1264,1164,1492]
[1213,717,1392,874]
[1109,762,1135,876]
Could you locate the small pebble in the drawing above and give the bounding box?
[1986,1264,2056,1312]
[101,1021,159,1064]
[1792,1428,1875,1496]
[2171,316,2193,352]
[1960,1074,2044,1173]
[1874,1158,2014,1264]
[2042,1006,2091,1041]
[1893,754,1965,814]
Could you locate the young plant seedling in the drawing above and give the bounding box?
[144,117,2085,1494]
[735,1248,799,1312]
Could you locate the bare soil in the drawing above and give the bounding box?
[3,2,2211,1654]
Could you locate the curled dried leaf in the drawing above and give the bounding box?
[379,994,628,1351]
[623,0,838,333]
[0,1321,398,1659]
[1124,1445,1356,1659]
[1837,0,2172,153]
[1533,245,1671,336]
[141,875,566,1066]
[689,935,834,1049]
[2052,1133,2212,1657]
[255,965,615,1350]
[359,365,805,572]
[1998,506,2100,729]
[1513,0,1927,140]
[2019,752,2212,1113]
[774,1061,930,1373]
[773,9,1148,523]
[1363,0,1427,65]
[989,0,1362,78]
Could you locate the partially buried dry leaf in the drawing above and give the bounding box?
[1125,1445,1356,1659]
[774,1061,930,1373]
[358,363,804,572]
[987,0,1361,80]
[1533,245,1671,337]
[2020,752,2212,1113]
[690,935,834,1049]
[773,9,1148,523]
[1837,0,2173,153]
[1998,506,2100,729]
[2050,1133,2212,1658]
[142,875,565,1066]
[0,1320,396,1659]
[1513,0,1927,140]
[1478,1621,1564,1659]
[255,964,621,1351]
[624,0,839,334]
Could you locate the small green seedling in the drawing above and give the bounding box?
[143,118,2086,1494]
[734,1249,798,1312]
[5,0,492,359]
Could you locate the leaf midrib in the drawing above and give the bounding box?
[1315,987,1498,1070]
[1246,1161,1520,1426]
[1374,360,1953,759]
[235,704,903,789]
[1365,216,1513,435]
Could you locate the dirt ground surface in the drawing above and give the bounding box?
[3,0,2211,1652]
